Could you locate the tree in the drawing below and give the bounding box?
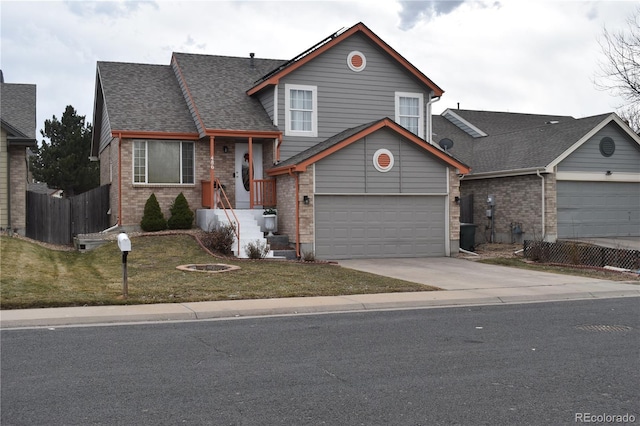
[596,8,640,131]
[29,105,99,196]
[140,193,167,232]
[167,192,194,230]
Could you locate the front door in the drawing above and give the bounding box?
[235,143,263,209]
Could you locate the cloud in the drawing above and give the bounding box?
[397,0,465,30]
[64,0,158,19]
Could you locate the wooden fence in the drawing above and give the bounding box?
[26,185,110,245]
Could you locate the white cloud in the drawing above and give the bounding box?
[0,0,636,140]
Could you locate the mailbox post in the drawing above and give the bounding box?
[117,233,131,298]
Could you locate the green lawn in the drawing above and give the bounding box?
[0,234,434,309]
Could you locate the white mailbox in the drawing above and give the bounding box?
[117,233,131,252]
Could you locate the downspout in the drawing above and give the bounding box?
[536,169,546,240]
[290,169,300,259]
[426,92,441,144]
[214,136,216,209]
[248,137,253,208]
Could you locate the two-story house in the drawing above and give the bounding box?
[90,22,470,259]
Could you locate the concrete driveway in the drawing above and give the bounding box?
[338,257,639,295]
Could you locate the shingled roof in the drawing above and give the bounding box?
[96,61,198,134]
[171,53,284,133]
[433,109,615,175]
[1,83,37,140]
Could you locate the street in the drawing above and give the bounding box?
[2,298,639,425]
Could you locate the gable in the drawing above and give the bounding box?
[248,22,443,97]
[557,122,640,173]
[274,32,435,159]
[268,118,469,176]
[315,127,448,194]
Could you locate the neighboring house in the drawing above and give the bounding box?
[1,77,38,235]
[91,22,470,259]
[433,109,640,245]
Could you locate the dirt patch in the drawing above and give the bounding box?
[457,243,523,261]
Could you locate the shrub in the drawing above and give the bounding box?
[245,240,270,259]
[140,193,167,232]
[201,223,236,255]
[168,192,194,230]
[302,250,315,262]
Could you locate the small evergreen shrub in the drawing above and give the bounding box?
[140,193,167,232]
[201,223,236,255]
[245,240,270,259]
[168,192,194,230]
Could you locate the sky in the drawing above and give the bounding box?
[1,0,637,142]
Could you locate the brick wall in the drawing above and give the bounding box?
[449,168,461,242]
[460,173,556,244]
[8,146,29,234]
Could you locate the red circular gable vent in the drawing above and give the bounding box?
[347,51,366,72]
[373,149,394,172]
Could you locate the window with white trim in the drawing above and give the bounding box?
[133,140,195,184]
[395,92,424,137]
[285,84,317,137]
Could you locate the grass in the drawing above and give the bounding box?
[0,234,434,310]
[478,257,639,282]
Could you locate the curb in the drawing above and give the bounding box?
[2,290,639,329]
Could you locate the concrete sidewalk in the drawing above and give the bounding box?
[2,258,638,329]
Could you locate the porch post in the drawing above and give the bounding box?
[209,136,215,208]
[248,136,253,209]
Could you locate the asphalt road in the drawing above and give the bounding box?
[2,298,639,425]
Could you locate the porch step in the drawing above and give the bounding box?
[209,209,274,259]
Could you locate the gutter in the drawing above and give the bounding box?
[463,166,553,180]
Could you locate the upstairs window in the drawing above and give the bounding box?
[285,84,317,137]
[395,92,424,138]
[133,140,194,184]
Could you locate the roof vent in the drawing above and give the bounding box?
[249,52,255,68]
[546,120,559,124]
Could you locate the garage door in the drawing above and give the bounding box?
[315,195,445,259]
[557,181,640,238]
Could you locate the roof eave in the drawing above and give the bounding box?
[247,23,443,96]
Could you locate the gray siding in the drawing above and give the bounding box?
[98,99,112,154]
[315,128,447,194]
[278,33,429,160]
[558,123,640,173]
[257,87,275,124]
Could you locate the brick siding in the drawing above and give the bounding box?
[460,173,557,244]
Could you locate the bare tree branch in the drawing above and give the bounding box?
[595,8,640,131]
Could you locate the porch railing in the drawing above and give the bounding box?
[201,179,240,245]
[252,179,277,208]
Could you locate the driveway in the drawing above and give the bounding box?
[338,257,638,293]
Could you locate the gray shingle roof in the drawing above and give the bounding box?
[1,83,37,139]
[273,121,379,168]
[97,62,198,133]
[171,53,285,131]
[434,110,612,174]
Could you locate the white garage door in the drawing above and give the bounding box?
[315,195,446,259]
[557,181,640,238]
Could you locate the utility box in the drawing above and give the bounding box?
[460,223,477,251]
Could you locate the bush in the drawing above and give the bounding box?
[168,192,194,230]
[140,193,167,232]
[245,240,270,259]
[200,223,236,255]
